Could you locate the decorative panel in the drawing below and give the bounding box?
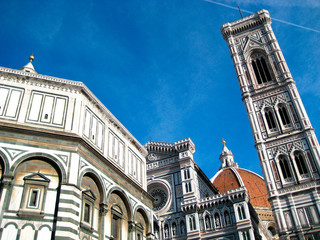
[26,91,68,128]
[83,108,104,151]
[0,85,24,120]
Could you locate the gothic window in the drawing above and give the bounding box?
[294,151,309,177]
[205,215,211,229]
[265,108,277,132]
[297,208,308,227]
[214,213,221,228]
[238,205,246,220]
[224,211,231,226]
[184,168,190,179]
[251,54,272,84]
[242,231,250,240]
[305,206,320,225]
[172,222,177,236]
[164,224,169,238]
[189,215,196,231]
[180,221,186,235]
[185,182,192,193]
[284,211,294,230]
[278,104,291,127]
[279,155,293,182]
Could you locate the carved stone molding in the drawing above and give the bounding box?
[99,203,109,216]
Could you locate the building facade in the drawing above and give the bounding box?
[221,10,320,239]
[0,58,153,240]
[146,138,269,240]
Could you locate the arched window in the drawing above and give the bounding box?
[189,215,196,231]
[279,155,292,181]
[109,192,129,239]
[205,215,211,229]
[251,54,272,84]
[214,213,221,228]
[265,108,277,132]
[242,231,250,240]
[278,104,291,127]
[164,224,169,238]
[15,159,60,219]
[267,226,276,236]
[172,222,177,236]
[224,211,231,226]
[238,205,246,220]
[185,182,192,193]
[294,151,308,176]
[184,168,190,179]
[180,221,186,235]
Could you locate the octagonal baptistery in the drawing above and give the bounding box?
[0,57,153,240]
[211,141,278,239]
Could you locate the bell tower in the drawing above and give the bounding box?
[221,10,320,239]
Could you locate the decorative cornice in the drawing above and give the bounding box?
[145,138,195,154]
[146,156,179,170]
[181,187,247,212]
[221,9,271,40]
[0,67,147,156]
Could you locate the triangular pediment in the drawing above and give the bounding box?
[83,189,96,201]
[23,172,50,182]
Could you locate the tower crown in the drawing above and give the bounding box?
[221,9,271,40]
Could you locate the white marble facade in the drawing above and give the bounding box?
[0,63,153,240]
[222,9,320,239]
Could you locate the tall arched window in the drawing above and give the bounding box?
[205,215,211,229]
[214,213,221,228]
[164,224,169,238]
[224,211,231,226]
[278,104,291,127]
[279,155,292,181]
[265,108,277,132]
[251,54,272,84]
[189,215,196,231]
[294,151,308,176]
[172,222,177,236]
[180,221,186,235]
[238,205,246,220]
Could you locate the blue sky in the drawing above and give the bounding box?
[0,0,319,179]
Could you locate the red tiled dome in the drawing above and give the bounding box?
[212,168,270,208]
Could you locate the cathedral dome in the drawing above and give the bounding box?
[212,168,270,208]
[211,141,270,208]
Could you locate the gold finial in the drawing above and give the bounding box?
[222,139,226,146]
[29,53,34,62]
